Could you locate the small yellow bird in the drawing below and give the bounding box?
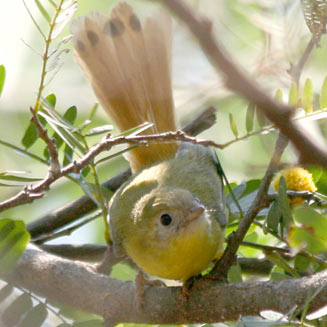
[71,2,227,282]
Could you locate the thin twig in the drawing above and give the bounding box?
[241,240,289,254]
[32,0,67,113]
[267,190,327,206]
[211,133,288,278]
[161,0,327,166]
[288,36,315,84]
[22,0,46,40]
[30,107,60,173]
[242,240,327,270]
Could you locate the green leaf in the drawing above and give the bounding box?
[0,220,16,241]
[228,264,243,283]
[294,207,327,241]
[40,101,76,132]
[81,166,90,178]
[288,81,298,107]
[47,0,56,8]
[229,190,265,218]
[85,125,114,136]
[18,303,48,327]
[288,208,327,254]
[44,93,56,108]
[0,65,6,97]
[227,180,261,208]
[229,113,239,138]
[266,252,300,278]
[95,145,138,166]
[118,122,153,137]
[0,219,30,274]
[266,200,281,233]
[63,143,73,166]
[69,174,101,207]
[277,177,293,228]
[64,105,77,124]
[294,255,311,272]
[0,172,42,182]
[315,168,327,194]
[2,293,33,327]
[227,183,247,201]
[288,226,325,255]
[21,123,38,149]
[302,78,313,113]
[34,0,51,23]
[38,111,85,154]
[38,110,69,129]
[270,267,291,281]
[308,165,323,184]
[43,146,50,160]
[320,75,327,109]
[274,88,283,103]
[245,103,255,133]
[77,119,92,132]
[242,179,261,197]
[256,108,268,127]
[51,106,78,151]
[89,103,99,120]
[0,139,48,165]
[0,183,25,187]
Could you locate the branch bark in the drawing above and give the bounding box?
[3,245,327,325]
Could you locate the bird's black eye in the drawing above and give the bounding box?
[160,214,172,226]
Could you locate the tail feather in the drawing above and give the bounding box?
[71,3,178,172]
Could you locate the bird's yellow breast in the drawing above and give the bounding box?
[124,216,224,281]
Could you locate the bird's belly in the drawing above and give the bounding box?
[124,220,224,281]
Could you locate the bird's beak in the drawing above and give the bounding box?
[185,205,205,222]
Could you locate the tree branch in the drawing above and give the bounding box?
[161,0,327,166]
[288,36,315,84]
[30,107,61,173]
[212,133,288,277]
[3,245,327,324]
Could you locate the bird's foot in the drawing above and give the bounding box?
[96,244,124,275]
[135,270,165,310]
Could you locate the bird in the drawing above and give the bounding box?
[71,1,227,283]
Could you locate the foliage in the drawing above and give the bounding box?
[0,0,327,327]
